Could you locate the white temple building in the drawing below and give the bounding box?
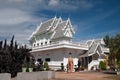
[29,17,109,70]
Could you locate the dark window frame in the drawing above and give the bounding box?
[45,58,51,62]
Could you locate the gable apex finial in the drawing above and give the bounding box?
[54,16,57,19]
[67,17,70,21]
[59,16,62,19]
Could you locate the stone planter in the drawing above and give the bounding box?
[44,68,46,71]
[22,67,27,72]
[29,68,33,72]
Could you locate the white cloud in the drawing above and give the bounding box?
[7,0,26,2]
[0,0,101,44]
[49,0,59,6]
[0,7,48,44]
[0,0,96,13]
[0,9,30,25]
[78,0,93,10]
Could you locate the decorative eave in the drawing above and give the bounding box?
[79,52,89,57]
[51,17,62,32]
[86,39,94,48]
[29,17,57,41]
[47,16,57,31]
[100,38,105,45]
[88,43,99,56]
[50,31,56,39]
[29,22,42,41]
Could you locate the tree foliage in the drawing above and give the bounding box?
[0,36,32,77]
[104,34,120,68]
[99,61,106,70]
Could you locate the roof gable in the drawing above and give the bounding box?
[52,21,66,39]
[89,43,98,54]
[63,18,75,34]
[51,17,62,32]
[64,29,72,37]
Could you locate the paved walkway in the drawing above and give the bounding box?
[55,71,115,80]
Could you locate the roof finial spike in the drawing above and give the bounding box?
[58,16,62,23]
[59,16,61,19]
[67,17,70,22]
[54,15,56,19]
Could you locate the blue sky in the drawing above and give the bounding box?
[0,0,120,44]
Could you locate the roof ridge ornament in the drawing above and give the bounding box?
[54,16,57,19]
[58,16,62,22]
[67,17,70,21]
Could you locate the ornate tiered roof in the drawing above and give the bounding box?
[80,39,109,57]
[29,16,75,42]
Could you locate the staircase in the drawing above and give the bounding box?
[88,60,99,70]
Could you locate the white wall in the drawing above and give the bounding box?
[33,48,80,70]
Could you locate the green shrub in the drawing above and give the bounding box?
[117,60,120,67]
[99,61,106,70]
[29,59,34,68]
[43,62,49,70]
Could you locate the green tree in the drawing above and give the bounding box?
[104,34,120,69]
[0,36,32,77]
[104,35,110,47]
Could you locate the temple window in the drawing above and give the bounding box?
[45,58,51,62]
[37,43,39,46]
[45,42,47,44]
[50,41,51,44]
[41,43,43,45]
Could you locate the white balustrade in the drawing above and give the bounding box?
[31,41,88,52]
